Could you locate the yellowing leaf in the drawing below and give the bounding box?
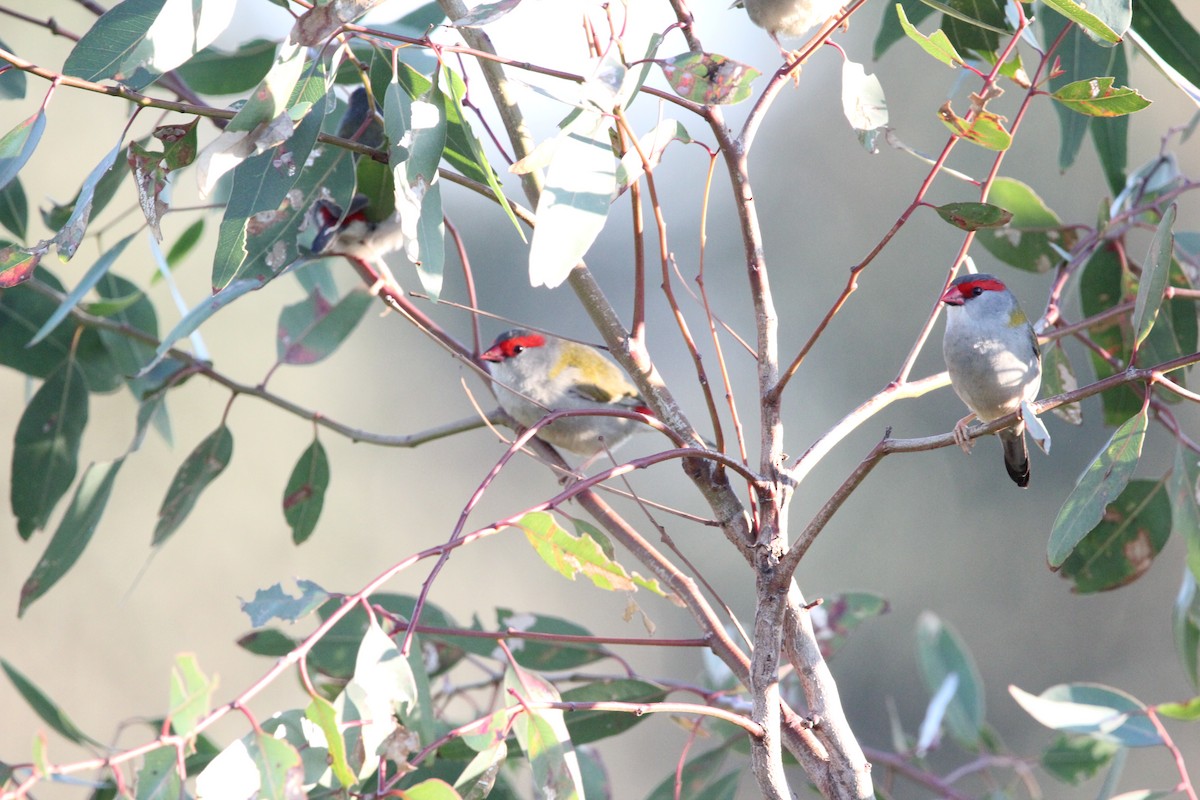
[515,512,673,599]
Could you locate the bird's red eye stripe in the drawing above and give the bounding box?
[501,333,545,356]
[955,277,1005,296]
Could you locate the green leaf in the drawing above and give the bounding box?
[93,272,176,425]
[153,425,234,546]
[1131,204,1175,351]
[1057,478,1172,592]
[64,0,234,91]
[1040,0,1122,44]
[398,779,464,800]
[174,39,276,95]
[135,746,182,800]
[19,459,124,616]
[249,731,303,800]
[560,679,667,744]
[305,695,356,788]
[29,232,137,346]
[0,244,38,288]
[1174,568,1200,689]
[12,363,90,539]
[40,142,129,233]
[1041,341,1082,424]
[841,59,888,151]
[0,270,123,390]
[282,440,330,544]
[385,69,448,299]
[1041,734,1120,784]
[646,750,738,800]
[505,668,583,798]
[1042,13,1116,171]
[450,0,523,26]
[337,618,418,771]
[240,579,330,628]
[194,42,306,197]
[1048,409,1148,567]
[209,86,332,290]
[0,175,27,239]
[1139,261,1197,390]
[937,104,1011,150]
[920,0,1010,36]
[896,3,964,67]
[0,37,27,99]
[1090,44,1130,196]
[1157,695,1200,721]
[309,594,463,680]
[1171,444,1200,584]
[1010,683,1160,746]
[813,592,890,660]
[1131,0,1200,99]
[515,511,673,598]
[494,608,608,671]
[236,628,298,658]
[169,653,214,743]
[659,52,760,105]
[1079,245,1140,424]
[164,218,205,269]
[934,201,1012,231]
[454,736,507,799]
[53,141,124,261]
[0,109,46,192]
[1051,77,1151,116]
[277,288,371,366]
[915,612,984,747]
[876,0,936,58]
[1,659,101,746]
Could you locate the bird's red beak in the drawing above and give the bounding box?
[939,285,964,306]
[480,346,503,363]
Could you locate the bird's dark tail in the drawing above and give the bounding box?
[1000,426,1030,488]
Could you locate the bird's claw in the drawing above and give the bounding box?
[953,414,976,454]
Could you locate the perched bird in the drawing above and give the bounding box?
[738,0,845,54]
[941,273,1042,487]
[480,329,651,456]
[307,89,404,292]
[309,195,405,261]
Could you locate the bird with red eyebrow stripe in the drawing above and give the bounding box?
[941,273,1043,487]
[480,329,652,457]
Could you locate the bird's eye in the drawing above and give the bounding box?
[970,286,983,297]
[511,345,524,355]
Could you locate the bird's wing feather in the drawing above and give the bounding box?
[571,382,617,404]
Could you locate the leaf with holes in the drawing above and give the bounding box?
[659,52,760,105]
[938,103,1011,150]
[1052,77,1150,117]
[516,511,671,598]
[1041,341,1081,425]
[1057,478,1171,592]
